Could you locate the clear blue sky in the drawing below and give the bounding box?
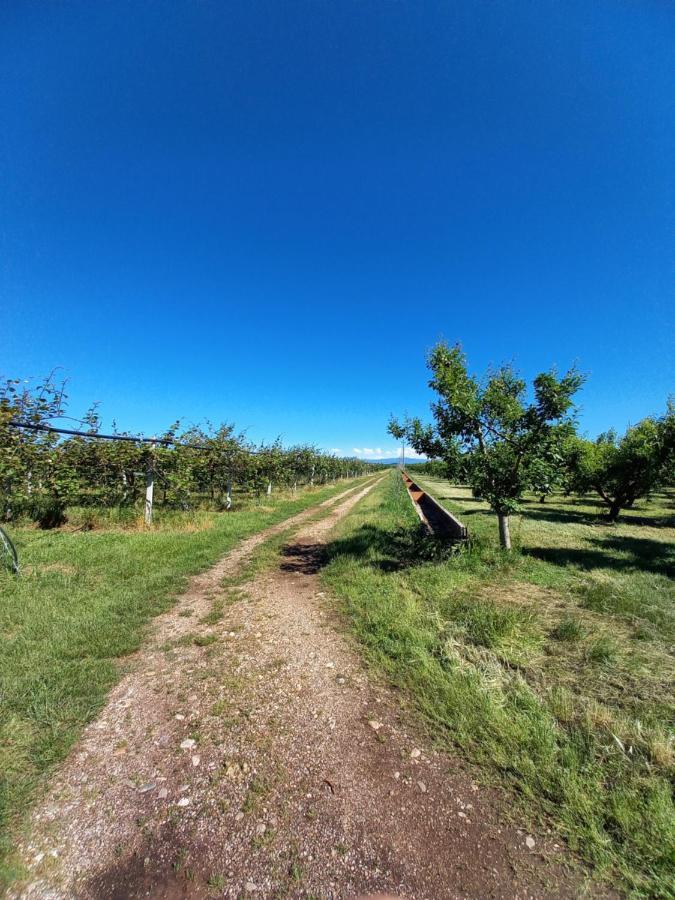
[1,1,673,458]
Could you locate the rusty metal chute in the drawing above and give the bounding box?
[400,470,468,541]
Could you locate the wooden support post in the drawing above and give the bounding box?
[144,440,155,525]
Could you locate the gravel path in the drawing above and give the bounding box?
[15,478,593,898]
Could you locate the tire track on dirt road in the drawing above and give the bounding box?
[16,474,597,898]
[13,478,382,897]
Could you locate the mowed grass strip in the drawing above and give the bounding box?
[0,477,368,887]
[321,471,675,897]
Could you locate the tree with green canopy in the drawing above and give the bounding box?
[389,342,584,549]
[566,402,674,521]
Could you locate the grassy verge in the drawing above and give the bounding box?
[0,476,369,887]
[321,471,674,897]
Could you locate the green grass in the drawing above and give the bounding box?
[415,474,675,636]
[321,471,674,897]
[0,476,369,888]
[551,615,584,642]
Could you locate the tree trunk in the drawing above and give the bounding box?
[497,513,512,550]
[607,500,622,522]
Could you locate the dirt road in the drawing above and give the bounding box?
[15,478,588,898]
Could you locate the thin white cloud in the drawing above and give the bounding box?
[349,446,427,460]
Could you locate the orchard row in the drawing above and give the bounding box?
[1,375,376,527]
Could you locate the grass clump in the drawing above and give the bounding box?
[322,472,675,896]
[452,598,538,652]
[577,574,674,638]
[200,600,225,625]
[242,776,270,813]
[193,633,218,648]
[552,616,584,642]
[207,873,226,891]
[586,636,618,665]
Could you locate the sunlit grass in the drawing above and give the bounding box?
[322,472,674,897]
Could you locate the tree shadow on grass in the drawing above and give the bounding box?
[522,504,675,529]
[525,534,675,578]
[520,506,608,527]
[430,492,475,504]
[321,523,434,572]
[616,512,675,528]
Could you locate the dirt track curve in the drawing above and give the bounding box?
[14,477,593,899]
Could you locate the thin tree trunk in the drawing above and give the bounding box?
[497,513,512,550]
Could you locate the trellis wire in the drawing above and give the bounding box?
[6,419,367,525]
